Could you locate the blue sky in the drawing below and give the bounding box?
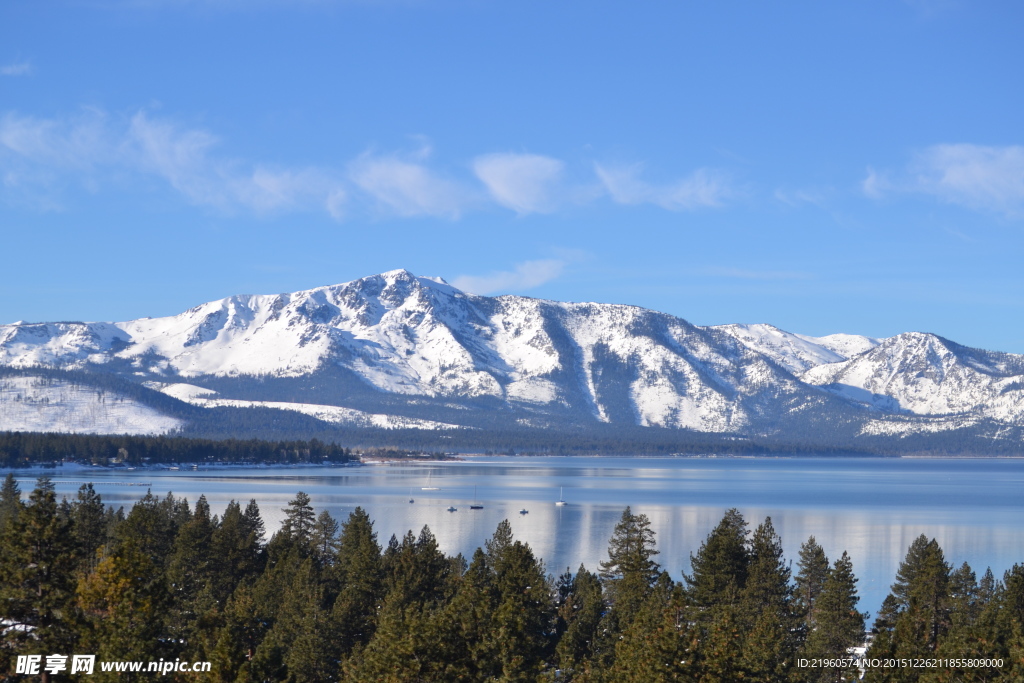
[2,0,1022,352]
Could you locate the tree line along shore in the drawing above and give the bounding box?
[1,475,1022,682]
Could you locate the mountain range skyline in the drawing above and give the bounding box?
[1,269,1021,453]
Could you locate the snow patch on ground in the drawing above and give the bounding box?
[859,414,984,437]
[183,396,466,430]
[0,376,181,435]
[144,382,218,401]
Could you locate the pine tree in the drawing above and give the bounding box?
[929,563,1006,683]
[864,535,951,683]
[330,507,385,656]
[207,499,265,606]
[795,536,830,627]
[382,526,455,609]
[739,517,797,683]
[165,494,216,654]
[554,565,605,681]
[487,523,554,681]
[610,574,696,683]
[801,551,865,683]
[281,491,316,546]
[686,508,749,611]
[70,483,107,574]
[0,478,78,682]
[598,506,660,626]
[0,472,21,527]
[77,536,173,668]
[312,509,340,567]
[242,498,266,544]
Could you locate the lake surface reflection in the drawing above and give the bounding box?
[12,456,1024,617]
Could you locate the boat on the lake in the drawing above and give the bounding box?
[447,505,458,512]
[422,471,439,491]
[519,508,529,515]
[555,487,567,506]
[469,485,484,509]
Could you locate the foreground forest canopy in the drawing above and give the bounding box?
[1,477,1023,682]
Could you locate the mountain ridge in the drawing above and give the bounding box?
[1,269,1021,451]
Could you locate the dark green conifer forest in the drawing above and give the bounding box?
[0,474,1019,681]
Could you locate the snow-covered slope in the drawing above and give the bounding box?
[713,324,880,374]
[0,375,182,435]
[144,382,465,430]
[1,270,1021,437]
[0,270,826,432]
[802,332,1024,423]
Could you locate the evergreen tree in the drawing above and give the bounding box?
[312,509,340,567]
[686,508,749,611]
[165,494,217,654]
[739,517,797,683]
[801,551,865,683]
[70,483,107,574]
[553,565,604,681]
[610,574,696,683]
[77,536,172,672]
[330,507,385,657]
[598,507,660,625]
[486,522,554,681]
[208,499,265,606]
[0,478,78,681]
[795,536,830,627]
[929,563,1006,683]
[382,526,455,608]
[865,536,951,683]
[0,472,21,527]
[242,498,266,544]
[281,491,316,546]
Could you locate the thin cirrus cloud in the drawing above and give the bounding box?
[0,62,32,77]
[472,152,566,214]
[594,162,732,210]
[0,109,346,216]
[452,259,567,295]
[864,143,1024,218]
[1,106,737,220]
[348,150,475,219]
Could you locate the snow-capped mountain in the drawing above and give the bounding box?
[802,332,1024,424]
[1,269,1022,445]
[712,323,880,375]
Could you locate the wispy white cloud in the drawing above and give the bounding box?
[1,105,741,221]
[0,109,346,215]
[126,112,345,214]
[348,150,474,219]
[472,152,565,214]
[594,162,732,210]
[0,62,32,77]
[864,144,1024,217]
[452,259,567,295]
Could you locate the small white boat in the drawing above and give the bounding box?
[555,487,567,506]
[447,505,458,512]
[519,508,529,515]
[422,471,439,490]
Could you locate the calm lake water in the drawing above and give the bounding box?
[9,456,1024,617]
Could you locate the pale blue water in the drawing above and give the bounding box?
[9,456,1024,617]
